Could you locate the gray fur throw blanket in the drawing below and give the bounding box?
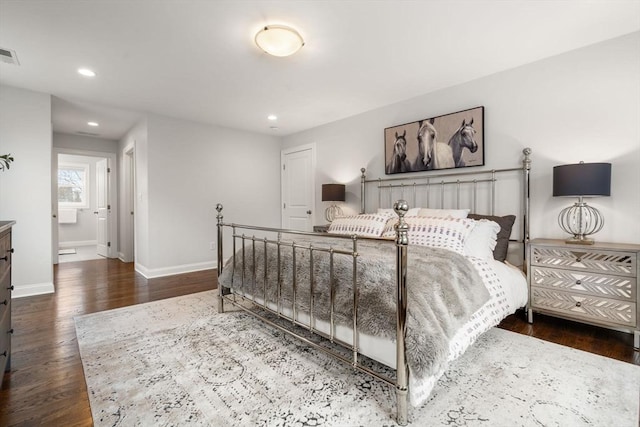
[217,237,489,380]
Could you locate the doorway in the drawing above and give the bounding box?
[52,148,118,264]
[121,145,135,263]
[281,144,316,231]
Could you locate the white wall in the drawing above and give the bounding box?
[0,85,54,297]
[282,32,640,246]
[130,113,281,278]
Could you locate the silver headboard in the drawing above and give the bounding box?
[360,148,532,264]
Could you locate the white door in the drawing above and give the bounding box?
[281,145,315,230]
[96,158,110,257]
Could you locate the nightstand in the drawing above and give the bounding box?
[527,238,640,348]
[313,224,330,233]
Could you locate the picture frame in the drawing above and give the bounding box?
[384,106,484,174]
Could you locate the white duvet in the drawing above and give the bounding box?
[409,256,528,405]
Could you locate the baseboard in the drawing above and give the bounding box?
[12,282,55,298]
[135,261,216,279]
[59,240,97,249]
[117,252,134,263]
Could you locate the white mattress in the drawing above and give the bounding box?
[231,255,528,407]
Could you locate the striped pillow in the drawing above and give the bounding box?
[406,217,476,254]
[328,213,393,237]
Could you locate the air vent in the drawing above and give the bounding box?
[0,47,20,65]
[76,131,100,137]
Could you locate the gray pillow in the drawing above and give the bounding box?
[467,214,516,262]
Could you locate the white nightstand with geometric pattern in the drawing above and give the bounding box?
[527,238,640,349]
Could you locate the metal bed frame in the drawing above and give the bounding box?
[216,147,532,425]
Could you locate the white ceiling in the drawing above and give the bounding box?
[1,1,639,140]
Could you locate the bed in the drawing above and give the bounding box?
[216,148,532,425]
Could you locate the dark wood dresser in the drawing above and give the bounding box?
[0,220,15,386]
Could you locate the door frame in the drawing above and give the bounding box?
[121,142,136,263]
[52,147,118,262]
[280,143,316,229]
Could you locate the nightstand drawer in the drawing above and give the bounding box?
[531,246,636,276]
[530,266,636,302]
[531,287,636,328]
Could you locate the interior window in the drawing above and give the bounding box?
[58,163,89,208]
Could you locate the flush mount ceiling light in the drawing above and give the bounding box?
[254,25,304,57]
[87,121,99,127]
[78,68,96,77]
[267,114,278,121]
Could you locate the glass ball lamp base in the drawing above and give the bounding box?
[558,200,603,245]
[324,204,343,223]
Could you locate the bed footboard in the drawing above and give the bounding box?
[215,202,411,425]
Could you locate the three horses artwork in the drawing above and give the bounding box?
[384,107,483,174]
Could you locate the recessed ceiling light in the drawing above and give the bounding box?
[255,25,304,57]
[78,68,96,77]
[267,115,278,121]
[87,121,99,127]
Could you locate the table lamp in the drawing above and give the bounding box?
[321,183,345,222]
[553,161,611,245]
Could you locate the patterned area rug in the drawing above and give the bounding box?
[75,291,640,426]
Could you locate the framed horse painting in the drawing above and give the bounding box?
[384,106,484,174]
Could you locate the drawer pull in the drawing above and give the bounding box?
[576,258,582,263]
[575,301,582,307]
[7,328,13,334]
[1,300,7,306]
[7,286,13,291]
[575,280,582,285]
[0,351,6,358]
[0,256,7,261]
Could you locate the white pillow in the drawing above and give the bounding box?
[406,216,476,254]
[464,219,500,260]
[417,208,470,218]
[381,213,421,238]
[377,207,421,217]
[327,213,392,237]
[381,217,400,238]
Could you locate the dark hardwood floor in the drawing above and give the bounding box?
[0,259,215,426]
[0,258,637,426]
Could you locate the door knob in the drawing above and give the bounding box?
[306,210,312,215]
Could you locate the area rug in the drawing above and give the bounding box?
[75,291,640,426]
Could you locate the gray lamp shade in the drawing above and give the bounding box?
[553,162,611,197]
[321,184,345,202]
